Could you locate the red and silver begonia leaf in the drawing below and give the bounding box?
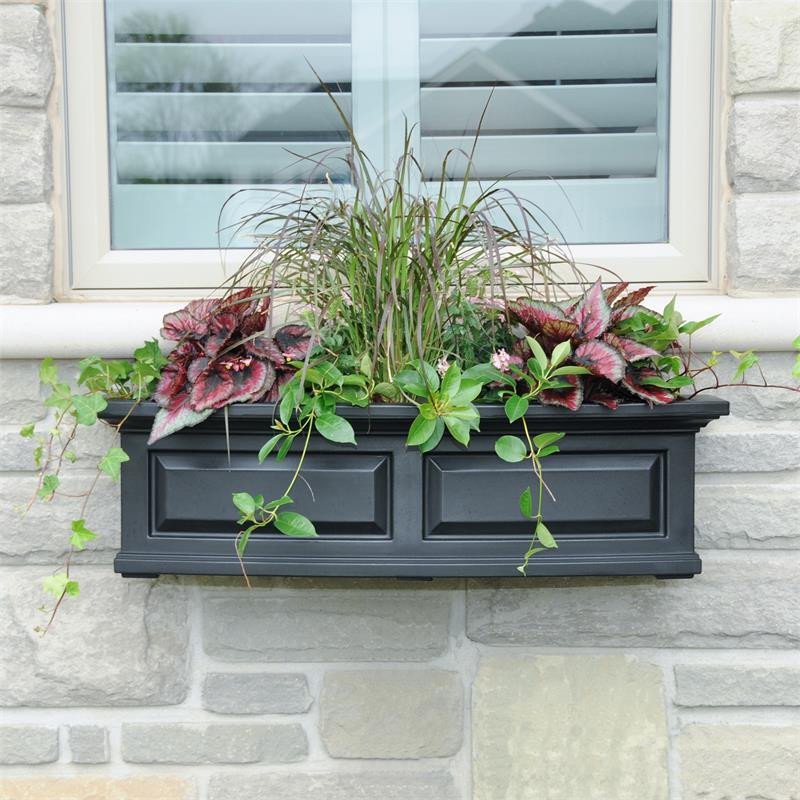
[603,333,661,363]
[148,391,213,444]
[153,362,187,407]
[539,374,584,411]
[245,335,286,365]
[571,279,611,341]
[572,340,626,383]
[541,317,579,343]
[612,285,655,310]
[604,282,630,305]
[587,390,620,410]
[622,367,675,405]
[509,300,567,333]
[274,324,312,361]
[160,298,218,341]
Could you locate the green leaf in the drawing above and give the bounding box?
[462,363,506,385]
[98,447,129,481]
[264,495,293,510]
[39,357,58,386]
[407,414,437,447]
[451,379,483,405]
[679,314,720,335]
[519,486,533,519]
[72,393,108,426]
[359,353,373,378]
[533,431,565,450]
[504,395,529,423]
[37,474,59,501]
[550,366,592,376]
[443,414,471,447]
[276,435,294,461]
[279,383,297,425]
[70,519,97,550]
[732,350,759,381]
[232,492,257,516]
[258,434,283,463]
[495,435,527,463]
[410,360,440,392]
[440,363,461,399]
[536,521,558,548]
[236,524,257,556]
[315,413,356,445]
[526,336,548,374]
[418,417,445,453]
[133,338,168,369]
[550,340,572,368]
[19,423,35,438]
[42,572,68,597]
[274,511,317,538]
[374,381,400,401]
[537,444,560,458]
[392,369,428,398]
[314,362,344,387]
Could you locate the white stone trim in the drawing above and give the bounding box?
[1,295,797,359]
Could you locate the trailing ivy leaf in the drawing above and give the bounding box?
[72,393,108,426]
[258,434,283,463]
[232,492,256,516]
[407,414,437,447]
[495,435,527,463]
[98,447,129,481]
[274,511,317,537]
[39,357,58,386]
[38,474,59,501]
[418,417,445,453]
[731,350,759,381]
[19,423,35,438]
[536,520,557,548]
[133,338,168,369]
[533,432,565,450]
[315,412,356,445]
[504,395,529,423]
[70,519,97,550]
[42,571,79,598]
[44,383,72,412]
[519,486,533,519]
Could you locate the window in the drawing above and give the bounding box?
[63,0,716,292]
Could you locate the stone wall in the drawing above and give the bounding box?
[1,1,799,798]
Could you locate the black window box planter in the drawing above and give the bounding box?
[101,397,728,580]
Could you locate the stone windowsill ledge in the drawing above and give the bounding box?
[0,295,798,359]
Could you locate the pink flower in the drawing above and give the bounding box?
[491,349,512,372]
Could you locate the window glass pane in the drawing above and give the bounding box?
[418,0,670,244]
[105,0,352,249]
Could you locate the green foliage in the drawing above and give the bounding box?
[69,519,97,550]
[98,447,129,481]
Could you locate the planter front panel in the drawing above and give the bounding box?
[104,399,728,578]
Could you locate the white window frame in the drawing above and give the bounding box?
[60,0,718,296]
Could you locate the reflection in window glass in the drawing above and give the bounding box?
[418,0,670,244]
[105,0,351,249]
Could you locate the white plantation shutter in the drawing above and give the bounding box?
[106,0,352,249]
[417,0,670,244]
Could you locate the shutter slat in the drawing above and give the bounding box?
[421,84,657,132]
[112,0,350,37]
[115,92,351,133]
[114,42,351,84]
[115,141,351,182]
[421,34,657,84]
[421,132,658,179]
[420,0,658,35]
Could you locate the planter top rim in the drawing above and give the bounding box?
[100,395,729,428]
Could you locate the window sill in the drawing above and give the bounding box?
[1,295,798,359]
